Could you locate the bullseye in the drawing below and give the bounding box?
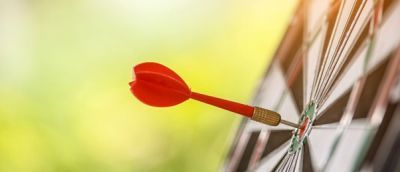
[289,102,317,153]
[298,118,309,137]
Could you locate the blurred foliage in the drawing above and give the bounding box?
[0,0,296,171]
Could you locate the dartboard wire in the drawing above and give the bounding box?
[304,0,353,45]
[313,125,366,130]
[317,17,374,107]
[248,11,311,169]
[284,153,295,172]
[304,1,339,105]
[247,130,270,170]
[286,152,296,172]
[311,4,384,170]
[286,44,305,87]
[316,38,369,113]
[260,1,356,169]
[313,0,359,104]
[225,131,251,172]
[290,150,301,172]
[278,152,294,172]
[317,0,376,105]
[227,5,307,167]
[318,1,382,109]
[275,152,291,172]
[351,46,400,171]
[241,61,302,168]
[304,17,325,106]
[271,45,305,123]
[245,60,306,132]
[285,40,306,112]
[310,0,344,104]
[316,17,375,120]
[279,1,376,171]
[283,4,316,106]
[289,150,301,172]
[271,148,301,172]
[246,50,305,167]
[272,60,301,113]
[318,25,372,108]
[369,50,400,125]
[320,0,391,106]
[315,0,370,105]
[306,0,343,105]
[308,24,327,104]
[298,146,304,172]
[362,0,383,71]
[313,0,369,105]
[319,77,366,171]
[313,0,370,105]
[275,152,289,172]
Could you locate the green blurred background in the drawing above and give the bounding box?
[0,0,296,171]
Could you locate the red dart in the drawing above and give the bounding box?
[129,62,298,128]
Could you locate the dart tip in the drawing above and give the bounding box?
[280,119,300,129]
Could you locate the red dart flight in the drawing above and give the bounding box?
[129,62,298,128]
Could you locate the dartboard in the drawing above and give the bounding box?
[223,0,400,171]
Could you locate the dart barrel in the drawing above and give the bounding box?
[251,107,281,126]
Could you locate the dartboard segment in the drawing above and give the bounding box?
[253,141,291,172]
[368,1,400,71]
[308,126,338,170]
[314,91,351,125]
[323,120,371,172]
[235,131,261,172]
[301,142,315,172]
[306,0,330,36]
[261,130,293,158]
[305,26,326,105]
[354,59,390,119]
[256,62,287,109]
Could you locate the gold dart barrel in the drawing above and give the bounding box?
[251,107,300,128]
[251,107,281,126]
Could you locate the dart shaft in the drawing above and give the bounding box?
[190,92,254,117]
[190,92,298,128]
[280,119,300,128]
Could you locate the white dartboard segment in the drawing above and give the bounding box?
[324,120,370,172]
[308,127,338,171]
[305,26,326,104]
[257,62,288,110]
[306,0,330,35]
